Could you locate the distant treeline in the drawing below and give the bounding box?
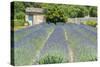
[11,1,97,23]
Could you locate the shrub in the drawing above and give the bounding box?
[38,54,63,64]
[81,20,97,27]
[16,12,25,20]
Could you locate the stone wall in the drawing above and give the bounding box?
[33,14,45,25]
[67,17,97,24]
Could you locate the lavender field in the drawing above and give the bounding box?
[11,23,97,65]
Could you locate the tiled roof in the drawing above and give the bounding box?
[26,7,45,13]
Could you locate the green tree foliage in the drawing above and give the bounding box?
[16,12,25,20]
[24,2,42,8]
[41,4,68,24]
[13,2,25,20]
[67,6,88,18]
[85,6,97,17]
[67,6,79,18]
[11,2,25,27]
[89,7,97,17]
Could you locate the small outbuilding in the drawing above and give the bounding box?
[25,8,46,26]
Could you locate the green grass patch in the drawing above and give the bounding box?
[13,26,27,31]
[38,54,63,64]
[81,20,97,27]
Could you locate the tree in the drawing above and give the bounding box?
[41,4,68,24]
[77,6,88,17]
[16,12,25,20]
[67,6,88,18]
[89,6,97,17]
[13,2,25,20]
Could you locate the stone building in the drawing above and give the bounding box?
[25,8,46,26]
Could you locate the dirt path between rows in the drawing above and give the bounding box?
[68,47,74,62]
[64,28,74,62]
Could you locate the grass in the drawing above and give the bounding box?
[81,20,97,27]
[13,26,27,31]
[38,54,63,64]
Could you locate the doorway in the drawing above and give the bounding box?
[28,15,33,25]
